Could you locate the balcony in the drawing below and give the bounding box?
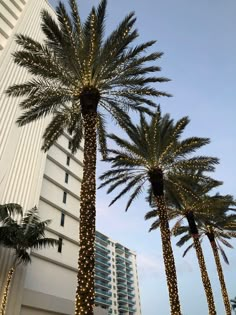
[95,266,110,276]
[118,306,129,312]
[118,297,129,304]
[117,282,127,289]
[95,297,112,306]
[127,291,135,298]
[117,274,127,282]
[117,288,127,296]
[96,256,111,267]
[95,288,112,298]
[95,280,112,290]
[126,277,134,284]
[95,272,111,282]
[116,265,126,273]
[96,243,110,253]
[96,232,109,242]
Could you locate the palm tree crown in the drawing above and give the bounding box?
[99,109,219,209]
[0,206,58,264]
[0,207,58,315]
[6,0,170,154]
[0,204,22,222]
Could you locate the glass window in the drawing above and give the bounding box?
[60,213,65,227]
[68,140,72,150]
[65,173,69,183]
[63,192,67,203]
[58,238,63,253]
[66,156,70,166]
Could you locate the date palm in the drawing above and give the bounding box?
[5,1,170,313]
[170,194,236,315]
[146,190,235,315]
[0,204,22,222]
[0,207,58,315]
[99,109,218,315]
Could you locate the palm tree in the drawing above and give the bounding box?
[167,194,236,315]
[0,204,22,222]
[231,297,236,314]
[0,207,58,315]
[146,191,235,315]
[6,1,170,313]
[99,109,218,315]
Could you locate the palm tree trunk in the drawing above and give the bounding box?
[192,236,216,315]
[0,267,15,315]
[155,196,181,315]
[210,240,231,315]
[75,112,97,315]
[185,211,216,315]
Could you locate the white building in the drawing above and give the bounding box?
[0,1,142,314]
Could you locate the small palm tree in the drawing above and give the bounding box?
[0,204,22,222]
[99,109,218,315]
[231,297,236,314]
[169,194,236,315]
[0,207,58,315]
[6,1,170,313]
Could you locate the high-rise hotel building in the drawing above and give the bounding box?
[0,1,141,314]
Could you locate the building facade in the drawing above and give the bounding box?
[0,1,142,314]
[95,232,141,315]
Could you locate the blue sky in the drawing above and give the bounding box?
[50,1,236,314]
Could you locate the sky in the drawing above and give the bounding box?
[50,1,236,314]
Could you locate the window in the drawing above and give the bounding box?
[112,258,114,262]
[114,301,116,306]
[66,156,70,166]
[68,140,72,150]
[63,192,67,204]
[113,285,116,290]
[60,213,65,227]
[113,271,115,275]
[58,238,63,253]
[65,172,69,183]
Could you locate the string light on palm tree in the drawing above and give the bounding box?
[6,1,171,313]
[99,108,219,315]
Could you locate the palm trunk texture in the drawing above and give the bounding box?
[0,267,15,315]
[192,236,216,315]
[156,196,181,315]
[75,112,97,315]
[185,212,216,315]
[210,240,231,315]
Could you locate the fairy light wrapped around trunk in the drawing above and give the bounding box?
[186,211,216,315]
[75,88,99,315]
[0,267,15,315]
[149,169,181,315]
[206,231,231,315]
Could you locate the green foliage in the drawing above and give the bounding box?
[6,0,170,157]
[0,204,22,222]
[170,194,236,263]
[99,108,219,211]
[0,206,58,266]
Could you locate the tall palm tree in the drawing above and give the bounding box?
[0,207,58,315]
[6,1,170,313]
[168,194,236,315]
[99,109,218,315]
[146,191,234,315]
